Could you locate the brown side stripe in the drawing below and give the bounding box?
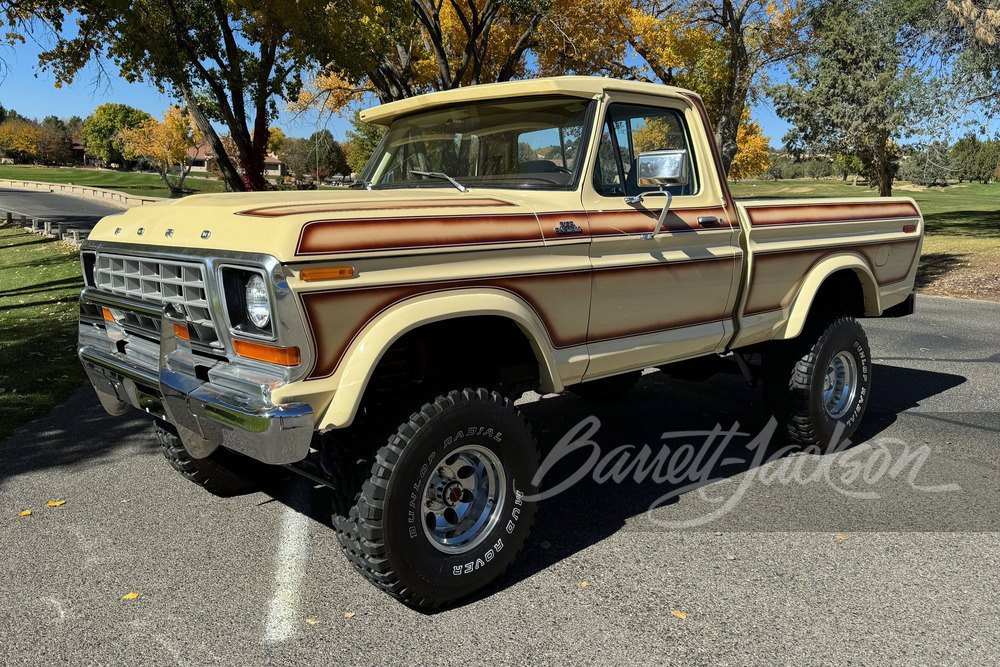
[746,201,919,227]
[241,198,515,217]
[295,213,544,255]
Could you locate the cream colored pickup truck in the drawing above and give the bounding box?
[78,76,922,607]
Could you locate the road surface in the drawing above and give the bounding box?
[1,295,997,665]
[0,187,122,230]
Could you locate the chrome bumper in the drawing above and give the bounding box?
[78,290,313,465]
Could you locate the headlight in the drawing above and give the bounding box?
[222,267,274,338]
[245,274,271,329]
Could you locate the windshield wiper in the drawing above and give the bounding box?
[409,170,467,193]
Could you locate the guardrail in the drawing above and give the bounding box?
[0,178,166,208]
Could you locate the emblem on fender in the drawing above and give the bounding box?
[555,220,583,235]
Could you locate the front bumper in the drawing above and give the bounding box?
[79,289,314,465]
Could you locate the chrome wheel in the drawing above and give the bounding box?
[421,445,506,554]
[823,351,858,419]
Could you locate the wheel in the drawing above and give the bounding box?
[155,421,267,496]
[333,388,539,608]
[569,372,640,402]
[763,317,872,448]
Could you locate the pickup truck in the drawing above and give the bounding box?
[77,76,923,608]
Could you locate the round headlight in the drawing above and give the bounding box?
[245,274,271,329]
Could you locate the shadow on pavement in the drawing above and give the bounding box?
[0,385,152,486]
[257,362,968,612]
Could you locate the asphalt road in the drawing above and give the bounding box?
[1,295,998,665]
[0,188,123,230]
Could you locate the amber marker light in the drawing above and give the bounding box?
[102,307,115,322]
[300,266,355,282]
[173,323,191,341]
[233,339,301,366]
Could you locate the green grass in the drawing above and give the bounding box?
[0,227,86,440]
[0,165,228,199]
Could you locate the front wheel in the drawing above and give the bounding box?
[333,388,539,609]
[764,317,872,448]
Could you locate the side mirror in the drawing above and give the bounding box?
[636,149,689,188]
[627,149,689,240]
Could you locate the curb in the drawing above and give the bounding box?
[0,177,166,209]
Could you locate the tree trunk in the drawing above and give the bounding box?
[852,173,858,186]
[179,84,246,192]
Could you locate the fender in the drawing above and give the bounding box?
[316,288,566,429]
[775,253,881,340]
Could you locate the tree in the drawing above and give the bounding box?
[13,0,375,191]
[267,127,287,154]
[344,110,387,174]
[728,110,771,179]
[308,129,348,177]
[769,0,925,196]
[118,107,203,194]
[0,120,42,163]
[34,116,75,165]
[530,0,806,175]
[82,104,151,167]
[277,137,315,183]
[951,133,981,181]
[833,153,865,185]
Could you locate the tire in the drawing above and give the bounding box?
[764,317,872,448]
[333,388,539,608]
[569,371,640,402]
[155,422,267,496]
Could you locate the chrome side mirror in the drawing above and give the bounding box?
[624,149,689,239]
[636,149,689,188]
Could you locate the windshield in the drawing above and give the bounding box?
[358,96,593,190]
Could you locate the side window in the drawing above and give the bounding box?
[592,103,698,198]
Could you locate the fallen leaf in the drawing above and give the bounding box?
[836,535,847,540]
[580,582,590,588]
[343,612,355,618]
[18,510,31,516]
[46,500,67,507]
[540,541,551,549]
[671,610,687,620]
[306,618,320,625]
[122,592,139,600]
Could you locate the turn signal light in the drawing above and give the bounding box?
[903,224,917,233]
[173,323,191,341]
[101,307,115,322]
[300,266,355,282]
[233,339,301,366]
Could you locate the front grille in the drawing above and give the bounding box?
[94,254,221,349]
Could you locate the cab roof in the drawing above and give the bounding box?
[358,76,696,126]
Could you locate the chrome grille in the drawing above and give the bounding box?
[94,254,220,349]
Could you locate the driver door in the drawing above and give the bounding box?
[583,97,741,378]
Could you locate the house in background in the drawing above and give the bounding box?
[186,141,286,179]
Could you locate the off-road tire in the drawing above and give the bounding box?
[763,317,872,448]
[333,388,539,609]
[155,422,266,496]
[569,372,641,402]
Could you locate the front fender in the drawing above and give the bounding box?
[317,288,564,429]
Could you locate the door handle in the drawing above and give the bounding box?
[698,216,724,228]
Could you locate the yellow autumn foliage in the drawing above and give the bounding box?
[729,111,771,180]
[118,107,201,175]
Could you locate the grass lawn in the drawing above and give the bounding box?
[730,179,1000,302]
[0,226,85,440]
[0,164,228,199]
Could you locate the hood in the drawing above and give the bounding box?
[88,188,544,263]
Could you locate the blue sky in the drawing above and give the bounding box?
[0,38,792,146]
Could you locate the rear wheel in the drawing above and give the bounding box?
[155,422,267,496]
[764,317,872,448]
[332,388,539,608]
